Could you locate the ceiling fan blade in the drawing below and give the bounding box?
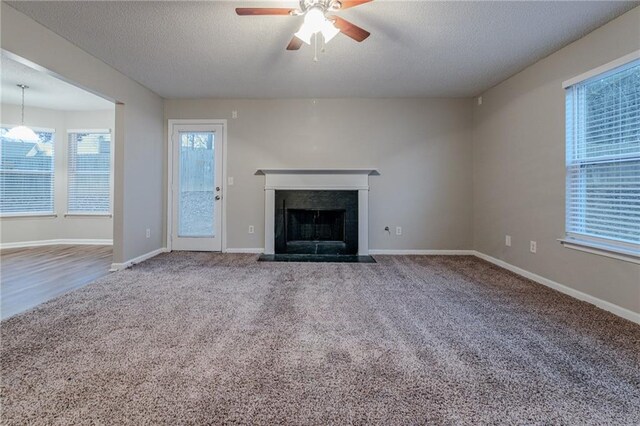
[286,37,303,51]
[338,0,373,10]
[330,16,370,42]
[235,8,293,16]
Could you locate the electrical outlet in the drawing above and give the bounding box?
[530,240,537,253]
[505,235,511,247]
[146,228,150,239]
[396,226,402,236]
[248,225,254,234]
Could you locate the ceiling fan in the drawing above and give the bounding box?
[236,0,372,51]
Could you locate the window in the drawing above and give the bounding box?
[0,127,55,215]
[564,57,640,257]
[67,130,112,214]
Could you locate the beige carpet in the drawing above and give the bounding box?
[1,253,639,424]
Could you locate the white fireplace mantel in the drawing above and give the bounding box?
[257,168,379,174]
[258,168,379,256]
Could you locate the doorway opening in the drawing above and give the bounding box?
[0,52,118,319]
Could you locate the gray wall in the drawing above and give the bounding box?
[0,104,114,244]
[165,98,474,251]
[3,2,637,316]
[473,7,640,313]
[1,3,165,264]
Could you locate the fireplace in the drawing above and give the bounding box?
[257,168,378,257]
[275,190,358,255]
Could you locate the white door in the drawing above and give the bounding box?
[170,123,223,251]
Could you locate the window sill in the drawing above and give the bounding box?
[0,213,58,219]
[559,238,640,265]
[64,213,112,218]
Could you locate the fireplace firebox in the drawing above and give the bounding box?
[287,209,346,242]
[275,190,358,255]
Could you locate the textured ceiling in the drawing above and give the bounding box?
[6,1,639,98]
[1,55,114,111]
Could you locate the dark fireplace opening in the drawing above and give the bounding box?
[286,209,346,242]
[274,190,358,256]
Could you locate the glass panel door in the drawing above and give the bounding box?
[170,123,223,251]
[178,131,215,237]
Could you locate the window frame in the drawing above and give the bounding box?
[560,51,640,264]
[0,124,57,218]
[65,128,113,216]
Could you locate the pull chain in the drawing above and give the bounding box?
[313,33,319,62]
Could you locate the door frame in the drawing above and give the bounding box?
[167,119,227,252]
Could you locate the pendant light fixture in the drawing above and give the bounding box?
[6,84,39,142]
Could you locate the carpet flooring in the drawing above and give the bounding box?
[1,253,639,424]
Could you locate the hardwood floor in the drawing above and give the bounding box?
[0,245,112,320]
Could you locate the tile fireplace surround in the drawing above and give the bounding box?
[256,169,379,256]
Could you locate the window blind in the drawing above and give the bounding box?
[0,127,55,215]
[565,59,640,248]
[67,130,111,214]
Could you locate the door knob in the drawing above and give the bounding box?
[216,186,221,192]
[215,195,221,201]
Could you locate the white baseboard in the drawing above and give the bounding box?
[110,247,168,271]
[473,251,640,325]
[0,238,113,250]
[369,249,475,255]
[224,248,264,254]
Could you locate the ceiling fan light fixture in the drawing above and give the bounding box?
[235,0,372,52]
[296,6,339,45]
[321,19,340,43]
[7,84,38,143]
[294,25,314,45]
[303,7,326,33]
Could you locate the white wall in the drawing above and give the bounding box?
[473,7,640,314]
[1,3,165,264]
[0,104,114,245]
[165,98,474,251]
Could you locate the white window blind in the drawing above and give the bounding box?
[67,130,112,214]
[565,59,640,250]
[0,127,55,215]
